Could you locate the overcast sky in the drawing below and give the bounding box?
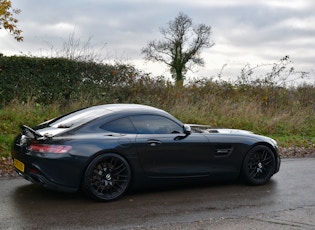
[1,0,314,83]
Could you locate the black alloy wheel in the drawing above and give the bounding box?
[83,153,131,201]
[242,145,276,185]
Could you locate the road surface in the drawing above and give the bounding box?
[0,158,314,229]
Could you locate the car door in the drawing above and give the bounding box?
[130,115,213,177]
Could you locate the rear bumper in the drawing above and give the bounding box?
[15,168,78,193]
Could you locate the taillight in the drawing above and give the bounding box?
[28,144,72,154]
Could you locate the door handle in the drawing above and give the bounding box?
[147,140,161,147]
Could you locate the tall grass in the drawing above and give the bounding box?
[1,76,314,157]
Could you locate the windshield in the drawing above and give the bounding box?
[49,107,112,128]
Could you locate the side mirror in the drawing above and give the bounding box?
[174,124,191,141]
[183,124,191,136]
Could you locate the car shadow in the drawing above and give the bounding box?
[12,177,278,204]
[10,178,279,228]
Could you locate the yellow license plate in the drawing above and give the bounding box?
[14,158,25,172]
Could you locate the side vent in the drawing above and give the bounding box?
[214,146,233,157]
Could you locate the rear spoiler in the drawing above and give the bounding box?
[21,125,46,140]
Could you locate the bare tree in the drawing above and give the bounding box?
[142,12,214,85]
[45,30,106,62]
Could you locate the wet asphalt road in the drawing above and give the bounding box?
[1,158,315,230]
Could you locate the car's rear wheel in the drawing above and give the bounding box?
[242,145,276,185]
[83,153,131,201]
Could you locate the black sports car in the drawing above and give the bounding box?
[12,104,280,201]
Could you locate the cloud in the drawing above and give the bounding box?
[276,16,315,31]
[1,0,314,83]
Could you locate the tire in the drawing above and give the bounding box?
[242,145,276,185]
[83,153,131,201]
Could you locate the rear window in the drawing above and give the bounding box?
[49,108,112,128]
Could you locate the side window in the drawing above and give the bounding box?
[100,117,136,134]
[130,115,183,134]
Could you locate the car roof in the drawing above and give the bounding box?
[49,104,175,128]
[94,104,162,112]
[86,104,169,115]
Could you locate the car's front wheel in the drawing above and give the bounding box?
[242,145,276,185]
[83,153,131,201]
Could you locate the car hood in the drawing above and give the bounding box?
[188,124,254,134]
[188,124,277,147]
[206,128,254,134]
